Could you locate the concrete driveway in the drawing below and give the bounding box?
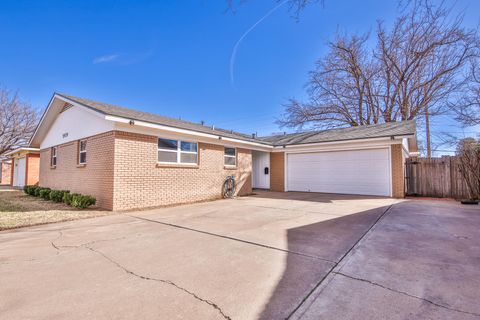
[1,191,479,319]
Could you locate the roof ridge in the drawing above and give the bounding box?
[55,92,271,145]
[58,93,203,127]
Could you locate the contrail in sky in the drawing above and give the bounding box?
[230,1,287,88]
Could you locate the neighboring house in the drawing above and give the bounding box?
[4,148,40,188]
[0,159,12,185]
[28,93,418,210]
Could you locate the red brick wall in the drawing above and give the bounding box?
[112,131,252,211]
[391,144,405,198]
[39,132,115,209]
[26,154,40,186]
[1,161,11,185]
[270,152,285,192]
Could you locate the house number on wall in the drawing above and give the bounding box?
[62,133,68,138]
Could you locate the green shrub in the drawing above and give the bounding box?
[23,185,36,196]
[33,187,44,197]
[71,194,96,209]
[63,192,78,206]
[50,190,69,202]
[38,188,52,200]
[24,185,35,195]
[29,186,40,196]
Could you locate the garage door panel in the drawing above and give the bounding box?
[287,148,391,197]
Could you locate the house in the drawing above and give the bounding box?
[0,159,12,185]
[28,93,418,210]
[4,147,40,188]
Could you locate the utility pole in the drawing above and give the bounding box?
[425,104,432,158]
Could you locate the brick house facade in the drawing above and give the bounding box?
[30,94,417,210]
[39,131,252,210]
[40,132,116,209]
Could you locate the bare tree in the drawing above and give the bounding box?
[0,89,38,155]
[456,137,480,200]
[278,1,479,157]
[280,33,379,129]
[454,63,480,126]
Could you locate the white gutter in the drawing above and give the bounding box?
[273,134,415,149]
[104,115,274,149]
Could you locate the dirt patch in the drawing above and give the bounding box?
[0,189,115,230]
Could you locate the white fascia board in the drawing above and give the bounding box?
[4,147,40,157]
[221,136,272,149]
[105,115,273,150]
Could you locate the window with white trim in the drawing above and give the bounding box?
[158,138,198,164]
[51,147,57,167]
[79,140,87,164]
[224,147,236,166]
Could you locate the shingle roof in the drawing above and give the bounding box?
[57,93,266,145]
[57,93,416,147]
[258,121,416,146]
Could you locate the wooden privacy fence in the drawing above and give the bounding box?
[405,156,470,199]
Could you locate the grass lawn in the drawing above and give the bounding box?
[0,187,115,231]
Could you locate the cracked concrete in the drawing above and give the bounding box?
[47,228,232,319]
[332,272,480,317]
[84,245,232,320]
[292,199,480,320]
[1,191,479,319]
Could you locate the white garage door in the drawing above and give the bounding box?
[286,148,391,196]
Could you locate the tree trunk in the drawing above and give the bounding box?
[425,104,432,158]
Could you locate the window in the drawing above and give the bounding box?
[79,140,87,164]
[158,138,198,164]
[51,147,57,167]
[224,147,236,166]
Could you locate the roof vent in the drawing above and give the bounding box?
[60,103,73,113]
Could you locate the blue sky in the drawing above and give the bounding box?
[1,0,479,153]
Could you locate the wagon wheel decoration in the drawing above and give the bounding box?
[223,176,236,199]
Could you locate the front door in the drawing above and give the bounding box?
[252,151,270,189]
[13,157,26,188]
